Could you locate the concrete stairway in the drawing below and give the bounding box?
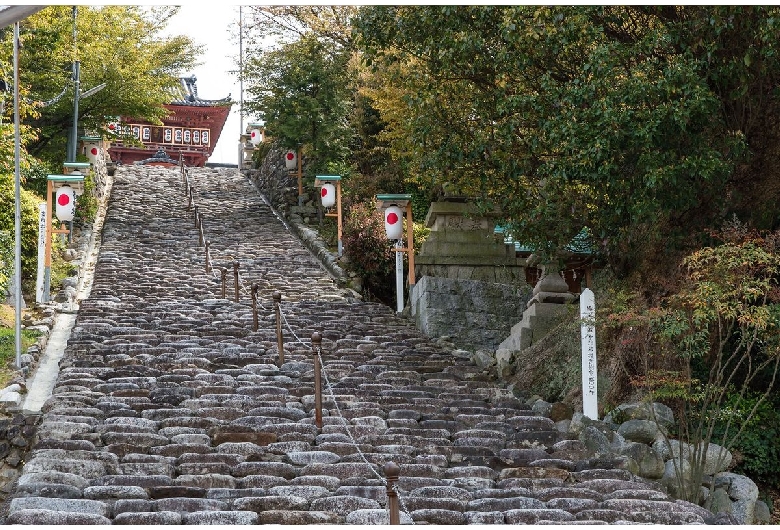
[4,166,713,524]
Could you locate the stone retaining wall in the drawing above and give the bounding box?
[411,276,531,352]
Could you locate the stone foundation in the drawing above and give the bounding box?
[410,276,531,351]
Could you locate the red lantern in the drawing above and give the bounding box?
[284,150,297,170]
[384,206,403,240]
[321,183,336,208]
[55,186,76,222]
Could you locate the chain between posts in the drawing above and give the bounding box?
[182,174,269,302]
[274,302,412,523]
[308,325,413,523]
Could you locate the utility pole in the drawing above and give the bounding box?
[68,6,78,162]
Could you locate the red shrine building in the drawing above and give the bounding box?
[107,76,232,167]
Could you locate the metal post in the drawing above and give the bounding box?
[193,205,199,228]
[312,331,323,429]
[198,217,204,247]
[251,283,259,331]
[68,63,80,162]
[233,261,240,302]
[336,180,343,257]
[395,239,404,313]
[13,22,22,367]
[67,6,79,162]
[220,268,227,299]
[42,179,53,303]
[297,146,303,206]
[384,461,401,525]
[205,240,211,273]
[273,291,284,365]
[239,6,244,169]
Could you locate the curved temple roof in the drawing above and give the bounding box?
[169,75,232,107]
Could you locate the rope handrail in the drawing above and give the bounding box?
[280,306,413,523]
[184,168,411,524]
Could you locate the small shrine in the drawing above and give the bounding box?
[137,147,180,167]
[107,76,232,167]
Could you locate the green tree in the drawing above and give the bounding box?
[0,170,43,288]
[243,32,353,175]
[241,5,356,49]
[0,5,199,165]
[353,6,780,277]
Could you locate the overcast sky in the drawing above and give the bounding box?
[162,5,260,165]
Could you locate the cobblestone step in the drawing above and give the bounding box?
[3,166,714,525]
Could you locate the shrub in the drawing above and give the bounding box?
[0,178,43,285]
[343,200,395,303]
[0,230,11,295]
[640,223,780,502]
[712,392,780,488]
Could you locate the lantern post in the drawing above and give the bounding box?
[376,194,416,313]
[41,174,85,302]
[315,175,343,257]
[79,135,103,164]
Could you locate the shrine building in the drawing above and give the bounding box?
[107,75,232,167]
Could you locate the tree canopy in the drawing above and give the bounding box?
[242,6,357,175]
[352,6,780,278]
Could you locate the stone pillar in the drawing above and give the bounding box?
[411,200,530,351]
[415,201,525,284]
[494,261,576,377]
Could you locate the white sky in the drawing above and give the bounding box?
[162,5,260,165]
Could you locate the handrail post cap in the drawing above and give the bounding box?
[383,461,400,478]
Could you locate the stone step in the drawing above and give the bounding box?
[4,166,718,526]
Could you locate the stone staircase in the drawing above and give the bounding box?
[3,166,716,524]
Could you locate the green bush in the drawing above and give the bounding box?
[342,199,430,306]
[75,171,97,224]
[712,392,780,488]
[343,200,396,304]
[0,230,12,294]
[0,178,43,285]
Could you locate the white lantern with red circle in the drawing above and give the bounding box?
[55,185,77,222]
[250,127,262,146]
[284,150,297,170]
[85,143,100,164]
[320,183,336,208]
[384,205,404,240]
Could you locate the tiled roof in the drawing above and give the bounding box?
[495,225,594,255]
[169,75,232,107]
